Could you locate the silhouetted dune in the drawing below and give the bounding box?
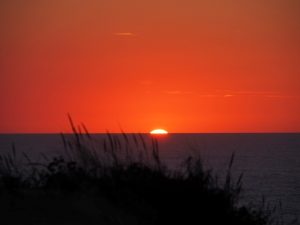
[0,120,285,225]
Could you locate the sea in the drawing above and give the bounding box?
[0,133,299,223]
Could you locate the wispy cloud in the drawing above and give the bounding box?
[216,90,300,99]
[224,94,234,98]
[164,90,193,95]
[114,32,135,36]
[198,94,220,98]
[264,95,300,99]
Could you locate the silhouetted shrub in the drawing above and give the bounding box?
[0,118,284,225]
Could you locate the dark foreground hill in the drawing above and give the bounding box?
[0,124,281,225]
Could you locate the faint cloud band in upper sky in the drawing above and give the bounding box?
[114,32,135,36]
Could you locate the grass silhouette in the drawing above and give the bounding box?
[0,117,284,225]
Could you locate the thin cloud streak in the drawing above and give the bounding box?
[114,32,135,36]
[214,90,300,98]
[164,90,193,95]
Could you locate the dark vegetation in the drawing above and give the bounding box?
[0,117,281,225]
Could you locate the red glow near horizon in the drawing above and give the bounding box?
[0,1,300,133]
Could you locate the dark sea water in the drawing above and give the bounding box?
[0,133,299,223]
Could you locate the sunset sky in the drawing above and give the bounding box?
[0,0,299,133]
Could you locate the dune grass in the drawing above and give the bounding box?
[0,118,284,225]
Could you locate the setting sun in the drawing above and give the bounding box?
[150,129,168,135]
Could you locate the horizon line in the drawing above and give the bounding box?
[0,132,299,135]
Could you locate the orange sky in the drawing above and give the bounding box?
[0,0,300,133]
